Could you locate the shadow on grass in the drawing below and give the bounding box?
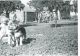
[22,38,36,44]
[20,23,37,27]
[50,23,78,27]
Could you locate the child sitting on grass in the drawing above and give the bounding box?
[0,16,9,42]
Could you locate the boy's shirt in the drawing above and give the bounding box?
[0,23,8,39]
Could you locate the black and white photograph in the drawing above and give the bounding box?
[0,0,78,56]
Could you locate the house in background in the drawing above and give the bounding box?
[23,5,37,23]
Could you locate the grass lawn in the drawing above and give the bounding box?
[0,25,78,56]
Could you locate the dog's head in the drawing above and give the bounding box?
[8,20,19,30]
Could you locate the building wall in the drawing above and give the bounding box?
[24,12,38,23]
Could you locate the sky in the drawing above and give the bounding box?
[20,0,31,6]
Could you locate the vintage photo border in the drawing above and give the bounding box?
[78,0,79,56]
[0,0,78,56]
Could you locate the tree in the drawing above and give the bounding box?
[28,0,63,11]
[0,1,25,15]
[28,0,71,19]
[0,1,25,18]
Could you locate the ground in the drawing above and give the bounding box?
[0,24,78,56]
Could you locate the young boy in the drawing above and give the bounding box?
[0,16,9,42]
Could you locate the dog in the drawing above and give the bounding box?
[7,20,26,47]
[14,26,26,47]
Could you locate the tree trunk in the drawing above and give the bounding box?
[24,12,27,24]
[54,11,58,28]
[57,10,61,20]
